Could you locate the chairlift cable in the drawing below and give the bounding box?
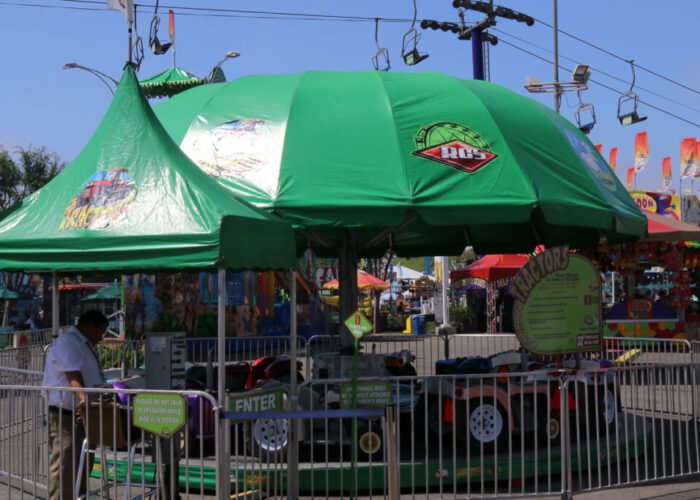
[497,38,700,128]
[493,27,700,114]
[5,0,700,100]
[530,16,700,95]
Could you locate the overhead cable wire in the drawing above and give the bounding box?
[5,0,700,99]
[497,38,700,128]
[492,27,700,115]
[532,16,699,95]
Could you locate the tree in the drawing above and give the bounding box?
[0,145,65,210]
[0,147,21,210]
[14,146,64,198]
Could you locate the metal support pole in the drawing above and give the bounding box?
[288,270,299,499]
[559,374,572,499]
[441,256,449,327]
[471,29,484,80]
[385,405,400,500]
[552,0,561,112]
[216,268,229,500]
[51,272,59,338]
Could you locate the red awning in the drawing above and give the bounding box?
[644,211,700,242]
[323,271,390,291]
[450,254,530,283]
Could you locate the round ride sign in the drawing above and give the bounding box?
[510,246,602,355]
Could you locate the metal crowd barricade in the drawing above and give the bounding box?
[186,336,306,367]
[601,336,692,367]
[0,384,222,500]
[306,333,447,378]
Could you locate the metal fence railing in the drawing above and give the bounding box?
[1,360,700,498]
[0,383,222,500]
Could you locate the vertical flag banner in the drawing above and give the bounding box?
[609,147,618,171]
[634,132,649,172]
[168,10,175,48]
[694,141,700,178]
[107,0,133,23]
[434,257,443,283]
[681,137,696,179]
[662,156,672,191]
[595,144,603,155]
[626,168,634,190]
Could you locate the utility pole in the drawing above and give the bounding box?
[552,0,560,112]
[422,1,533,82]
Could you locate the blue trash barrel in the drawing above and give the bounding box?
[412,314,426,335]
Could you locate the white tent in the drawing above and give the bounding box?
[394,264,428,281]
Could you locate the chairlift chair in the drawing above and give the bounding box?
[617,60,647,125]
[372,19,390,71]
[402,27,429,66]
[372,48,391,71]
[574,92,596,135]
[617,92,647,125]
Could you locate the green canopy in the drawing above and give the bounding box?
[0,287,24,300]
[155,71,646,257]
[140,65,203,98]
[0,65,297,273]
[80,282,122,301]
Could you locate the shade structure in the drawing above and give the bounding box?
[140,65,204,98]
[323,271,390,291]
[80,282,122,302]
[0,287,25,300]
[450,254,530,283]
[0,65,297,273]
[644,211,700,242]
[154,71,647,257]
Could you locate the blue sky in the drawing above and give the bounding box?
[1,0,698,193]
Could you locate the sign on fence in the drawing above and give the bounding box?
[344,309,373,339]
[133,393,186,438]
[230,389,284,415]
[340,381,392,409]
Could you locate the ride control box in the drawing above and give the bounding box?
[144,331,186,390]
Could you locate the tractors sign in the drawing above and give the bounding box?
[511,246,602,355]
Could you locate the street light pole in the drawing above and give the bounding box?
[552,0,560,112]
[62,63,118,95]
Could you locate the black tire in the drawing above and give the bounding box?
[352,418,384,462]
[414,394,453,450]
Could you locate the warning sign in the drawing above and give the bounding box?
[133,393,186,439]
[344,309,373,339]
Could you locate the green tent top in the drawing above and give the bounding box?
[80,282,122,301]
[155,71,647,257]
[0,65,297,273]
[139,65,203,98]
[0,287,25,300]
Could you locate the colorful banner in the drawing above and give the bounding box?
[634,132,649,172]
[695,141,700,178]
[662,156,672,191]
[168,10,175,48]
[609,147,618,171]
[630,190,680,220]
[681,137,696,179]
[595,144,603,155]
[434,257,443,283]
[626,167,634,190]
